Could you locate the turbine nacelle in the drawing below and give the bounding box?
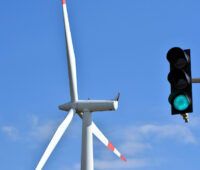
[59,100,118,112]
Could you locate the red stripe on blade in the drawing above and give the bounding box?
[120,155,127,162]
[62,0,66,4]
[107,142,114,151]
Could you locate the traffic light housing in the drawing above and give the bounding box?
[167,47,193,115]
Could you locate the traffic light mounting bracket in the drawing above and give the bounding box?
[182,78,200,123]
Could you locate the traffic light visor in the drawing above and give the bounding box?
[167,47,189,69]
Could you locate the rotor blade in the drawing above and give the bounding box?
[35,108,75,170]
[62,0,78,102]
[92,122,127,162]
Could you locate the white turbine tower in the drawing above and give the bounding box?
[35,0,126,170]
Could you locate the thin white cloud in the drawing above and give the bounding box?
[119,141,151,156]
[1,114,199,170]
[30,119,59,142]
[190,116,200,128]
[63,159,147,170]
[92,122,197,169]
[31,114,39,127]
[59,165,80,170]
[0,115,60,143]
[1,125,19,140]
[118,123,196,158]
[54,119,200,170]
[127,124,196,144]
[74,163,81,170]
[94,158,148,170]
[29,114,81,143]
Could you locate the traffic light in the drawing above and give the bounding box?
[167,47,193,115]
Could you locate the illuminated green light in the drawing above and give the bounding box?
[173,95,189,111]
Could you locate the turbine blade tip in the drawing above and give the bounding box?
[120,155,127,162]
[62,0,66,4]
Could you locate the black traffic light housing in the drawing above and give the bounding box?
[167,47,193,115]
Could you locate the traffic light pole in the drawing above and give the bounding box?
[181,78,200,123]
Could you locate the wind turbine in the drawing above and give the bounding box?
[35,0,126,169]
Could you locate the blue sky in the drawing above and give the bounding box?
[0,0,200,169]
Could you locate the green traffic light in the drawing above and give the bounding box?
[173,94,190,111]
